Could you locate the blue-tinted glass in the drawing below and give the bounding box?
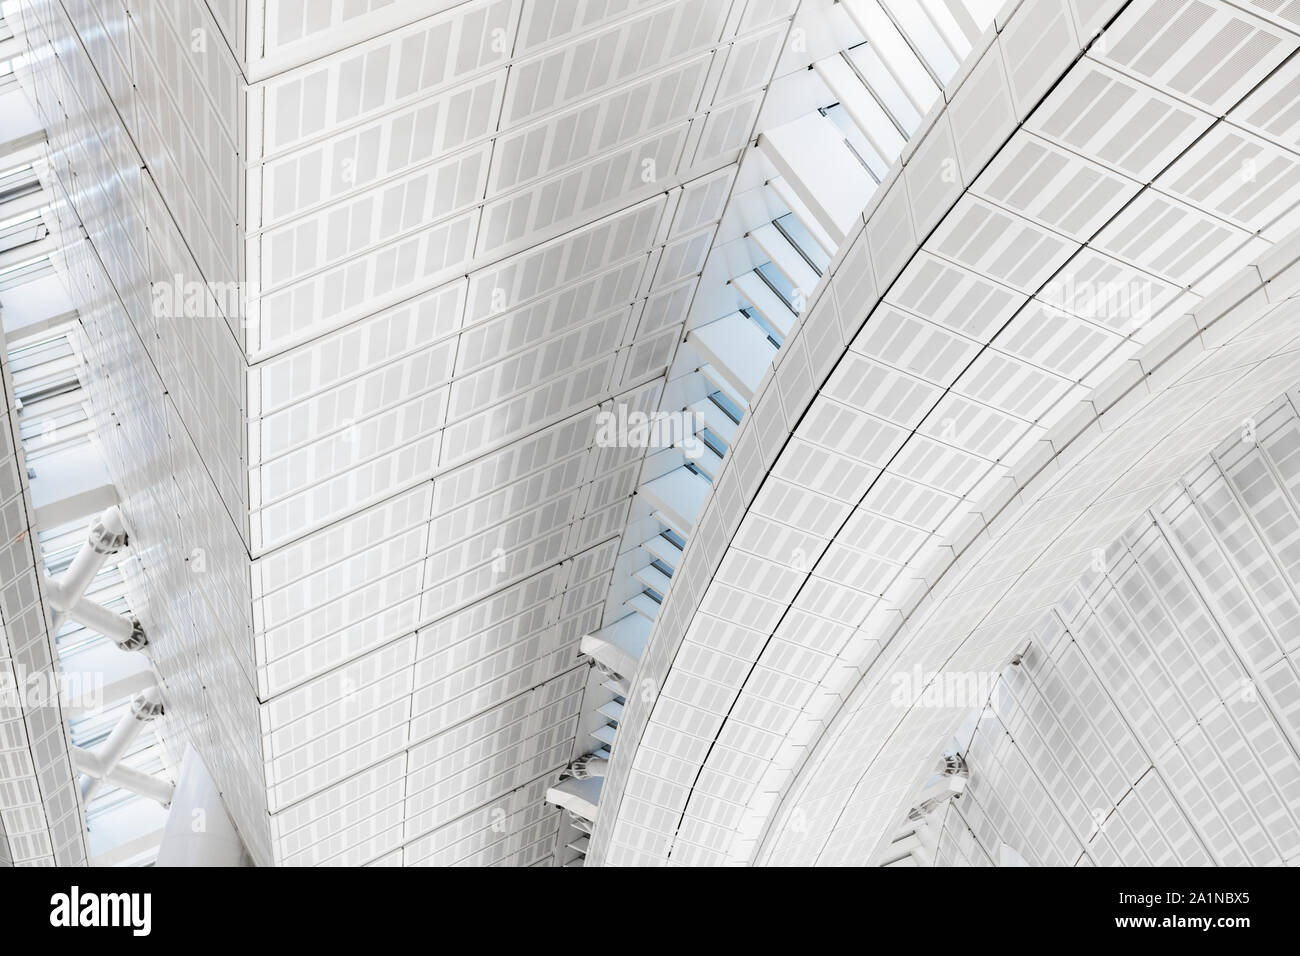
[821,103,886,181]
[699,427,727,458]
[741,303,784,348]
[757,262,797,305]
[774,213,830,274]
[709,390,744,425]
[684,461,713,484]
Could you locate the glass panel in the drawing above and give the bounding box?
[882,0,960,83]
[684,460,713,483]
[740,303,785,349]
[823,103,888,181]
[698,426,728,458]
[662,528,687,550]
[846,42,921,135]
[709,389,744,425]
[853,0,940,111]
[755,264,800,319]
[919,0,974,63]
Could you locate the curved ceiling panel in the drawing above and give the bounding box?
[902,393,1300,867]
[761,263,1300,865]
[589,0,1300,866]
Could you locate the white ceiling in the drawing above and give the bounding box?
[12,0,1300,870]
[588,0,1300,866]
[7,0,823,865]
[926,398,1300,866]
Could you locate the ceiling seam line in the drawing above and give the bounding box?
[802,22,1300,862]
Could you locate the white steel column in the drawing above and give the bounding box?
[45,505,147,650]
[77,686,165,802]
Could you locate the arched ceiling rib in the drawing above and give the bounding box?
[761,252,1300,865]
[910,388,1300,867]
[589,0,1300,866]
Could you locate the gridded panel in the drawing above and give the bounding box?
[257,0,516,157]
[1231,55,1300,151]
[973,133,1141,241]
[1092,189,1257,288]
[465,199,662,321]
[852,305,983,386]
[259,146,490,289]
[499,0,727,128]
[484,126,690,250]
[1096,0,1298,115]
[250,281,466,419]
[1037,248,1186,335]
[671,166,736,236]
[1028,57,1213,182]
[694,92,764,165]
[0,394,85,865]
[904,115,964,238]
[716,22,788,102]
[259,73,505,228]
[946,40,1015,178]
[1158,123,1300,238]
[34,0,1300,874]
[993,301,1125,382]
[515,0,667,54]
[490,55,710,195]
[250,209,479,355]
[763,380,1300,867]
[131,0,243,284]
[17,0,814,871]
[886,251,1027,343]
[594,0,1300,868]
[918,443,1300,867]
[951,350,1075,423]
[928,195,1077,294]
[998,0,1079,114]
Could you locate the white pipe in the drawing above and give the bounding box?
[65,595,141,647]
[48,506,126,612]
[72,746,174,806]
[71,745,106,777]
[570,754,609,779]
[79,687,163,802]
[45,506,146,650]
[108,764,173,806]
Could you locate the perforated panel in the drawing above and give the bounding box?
[12,0,807,867]
[589,0,1300,868]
